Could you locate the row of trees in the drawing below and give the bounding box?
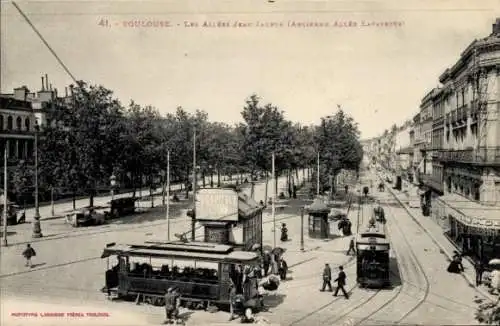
[10,81,363,205]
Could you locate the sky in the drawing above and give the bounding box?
[1,0,499,139]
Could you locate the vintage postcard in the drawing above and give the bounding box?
[1,0,499,325]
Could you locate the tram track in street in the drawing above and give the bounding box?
[352,192,430,325]
[286,173,423,326]
[311,187,403,326]
[286,182,375,326]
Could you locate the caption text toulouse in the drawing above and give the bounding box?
[99,19,404,28]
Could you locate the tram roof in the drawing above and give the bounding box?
[100,241,260,263]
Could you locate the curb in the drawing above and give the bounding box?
[381,176,497,303]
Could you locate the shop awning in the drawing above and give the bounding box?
[438,193,500,232]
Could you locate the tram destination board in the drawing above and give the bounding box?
[196,189,239,221]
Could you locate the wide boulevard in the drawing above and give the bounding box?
[0,169,489,325]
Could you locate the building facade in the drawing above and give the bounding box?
[1,75,64,200]
[429,19,500,262]
[411,112,423,184]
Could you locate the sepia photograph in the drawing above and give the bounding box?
[1,0,499,325]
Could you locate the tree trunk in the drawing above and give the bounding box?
[72,194,76,210]
[202,172,206,188]
[250,169,255,198]
[150,178,154,208]
[132,172,136,198]
[217,170,221,187]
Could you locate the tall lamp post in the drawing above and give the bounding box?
[32,121,43,238]
[110,173,116,202]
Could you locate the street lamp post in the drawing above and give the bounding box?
[110,173,116,202]
[32,121,43,238]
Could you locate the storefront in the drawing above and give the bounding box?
[306,199,331,239]
[431,194,500,262]
[193,188,264,251]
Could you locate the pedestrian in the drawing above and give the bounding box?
[228,281,238,321]
[270,254,279,275]
[454,253,464,272]
[320,263,333,292]
[333,266,349,299]
[474,260,485,286]
[278,257,288,280]
[22,243,36,268]
[164,287,180,324]
[346,238,356,256]
[262,252,270,277]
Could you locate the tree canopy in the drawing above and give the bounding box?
[17,83,363,203]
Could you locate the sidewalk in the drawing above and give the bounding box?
[18,177,254,222]
[380,175,498,303]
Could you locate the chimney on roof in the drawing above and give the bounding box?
[54,88,58,97]
[493,18,500,35]
[50,83,52,91]
[45,74,49,90]
[65,87,68,97]
[41,76,45,91]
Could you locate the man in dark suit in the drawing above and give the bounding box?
[320,263,333,292]
[333,266,349,299]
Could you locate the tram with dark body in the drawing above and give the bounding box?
[101,241,261,309]
[355,226,391,288]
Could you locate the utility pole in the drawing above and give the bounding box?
[166,150,171,241]
[3,141,8,247]
[316,152,320,196]
[272,152,276,248]
[191,127,196,241]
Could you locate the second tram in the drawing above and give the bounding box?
[355,225,391,288]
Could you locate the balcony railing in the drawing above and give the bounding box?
[436,147,500,164]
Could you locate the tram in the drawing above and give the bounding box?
[355,225,391,288]
[101,241,261,309]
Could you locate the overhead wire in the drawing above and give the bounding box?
[12,2,78,84]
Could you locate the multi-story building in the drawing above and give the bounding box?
[419,88,435,179]
[411,112,422,183]
[395,121,413,186]
[430,19,500,262]
[430,87,446,194]
[1,75,57,199]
